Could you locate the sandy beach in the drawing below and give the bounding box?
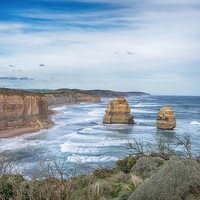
[0,127,40,139]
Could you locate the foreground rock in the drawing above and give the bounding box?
[157,106,176,130]
[0,88,52,131]
[129,156,200,200]
[103,97,134,124]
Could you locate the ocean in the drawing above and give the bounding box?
[0,95,200,177]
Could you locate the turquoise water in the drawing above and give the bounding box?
[0,95,200,176]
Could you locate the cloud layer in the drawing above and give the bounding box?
[0,0,200,95]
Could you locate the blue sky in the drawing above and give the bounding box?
[0,0,200,95]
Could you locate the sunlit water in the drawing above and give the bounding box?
[0,95,200,177]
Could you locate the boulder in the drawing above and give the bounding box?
[156,106,176,130]
[103,97,134,124]
[129,156,200,200]
[131,156,165,179]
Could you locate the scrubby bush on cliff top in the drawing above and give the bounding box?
[0,135,200,200]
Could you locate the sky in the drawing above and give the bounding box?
[0,0,200,95]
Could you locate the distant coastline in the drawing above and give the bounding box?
[0,87,149,138]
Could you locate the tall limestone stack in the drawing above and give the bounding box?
[103,97,134,124]
[156,106,176,130]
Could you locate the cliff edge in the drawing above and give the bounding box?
[0,88,52,132]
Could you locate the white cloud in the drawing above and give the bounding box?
[0,0,200,95]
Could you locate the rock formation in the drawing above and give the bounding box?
[0,88,51,131]
[156,106,176,130]
[129,156,200,200]
[45,89,100,106]
[103,97,134,124]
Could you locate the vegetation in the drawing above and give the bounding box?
[0,135,200,200]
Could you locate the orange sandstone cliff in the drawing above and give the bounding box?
[0,88,101,133]
[0,88,51,131]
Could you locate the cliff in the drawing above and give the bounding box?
[0,88,101,133]
[0,88,51,131]
[43,89,100,106]
[75,89,150,98]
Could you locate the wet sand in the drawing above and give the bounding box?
[0,127,40,139]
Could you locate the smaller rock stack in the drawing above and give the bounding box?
[103,97,134,124]
[156,106,176,130]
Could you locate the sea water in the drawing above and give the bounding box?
[0,95,200,177]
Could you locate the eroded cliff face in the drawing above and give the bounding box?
[46,91,100,106]
[0,89,50,131]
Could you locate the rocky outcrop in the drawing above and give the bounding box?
[45,89,100,106]
[0,88,51,131]
[129,156,200,200]
[103,97,134,124]
[156,106,176,130]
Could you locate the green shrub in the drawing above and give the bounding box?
[116,156,138,173]
[0,174,24,199]
[93,167,113,179]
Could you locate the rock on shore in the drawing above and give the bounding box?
[103,97,134,124]
[156,106,176,130]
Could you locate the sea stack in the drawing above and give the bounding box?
[103,97,134,124]
[156,106,176,130]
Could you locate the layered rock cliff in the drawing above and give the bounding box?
[45,89,100,106]
[0,88,51,131]
[103,97,134,124]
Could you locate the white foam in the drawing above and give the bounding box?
[51,105,66,111]
[0,134,54,152]
[88,109,104,117]
[60,144,100,154]
[79,127,97,134]
[64,131,100,141]
[60,137,140,154]
[131,109,156,114]
[66,155,118,163]
[133,103,160,108]
[190,121,200,125]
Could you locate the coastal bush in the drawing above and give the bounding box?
[131,156,165,179]
[116,156,139,173]
[93,167,113,179]
[0,174,25,199]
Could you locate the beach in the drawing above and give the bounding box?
[0,127,40,138]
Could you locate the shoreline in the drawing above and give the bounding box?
[0,127,40,139]
[0,106,57,139]
[0,102,93,139]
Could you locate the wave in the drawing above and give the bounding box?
[60,144,100,154]
[66,155,118,163]
[51,105,66,111]
[132,103,160,108]
[0,136,54,152]
[190,121,200,125]
[131,109,157,114]
[60,136,142,155]
[88,109,104,117]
